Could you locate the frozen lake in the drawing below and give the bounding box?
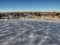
[0,19,60,45]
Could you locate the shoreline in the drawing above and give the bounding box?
[22,19,60,23]
[0,18,60,23]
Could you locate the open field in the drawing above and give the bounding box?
[0,19,60,45]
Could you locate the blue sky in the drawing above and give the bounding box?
[0,0,60,12]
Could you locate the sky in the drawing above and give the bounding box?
[0,0,60,12]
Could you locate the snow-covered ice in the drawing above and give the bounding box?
[0,19,60,45]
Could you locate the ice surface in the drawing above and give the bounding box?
[0,19,60,45]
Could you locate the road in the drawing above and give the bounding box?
[0,19,60,45]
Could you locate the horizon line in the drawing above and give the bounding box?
[0,11,60,13]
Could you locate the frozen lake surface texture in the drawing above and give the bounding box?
[0,19,60,45]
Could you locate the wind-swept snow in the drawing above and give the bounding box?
[0,19,60,45]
